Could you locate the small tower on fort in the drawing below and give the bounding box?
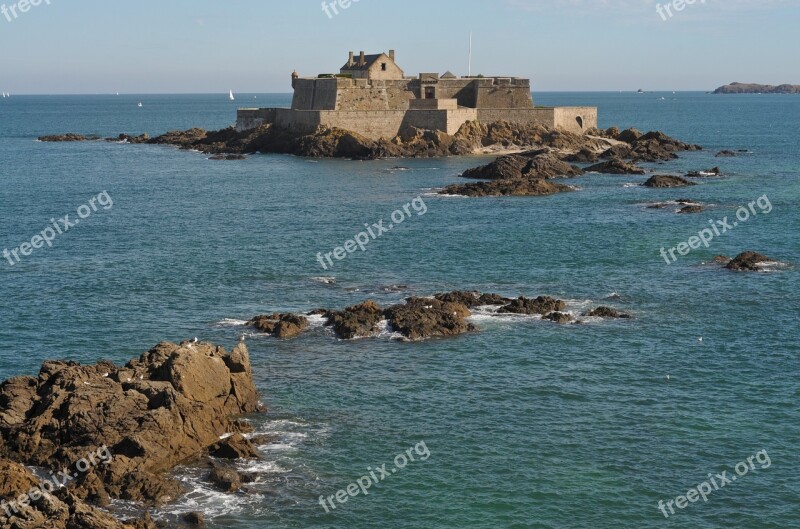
[291,69,299,89]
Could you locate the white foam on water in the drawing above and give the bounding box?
[375,319,404,340]
[215,318,249,327]
[311,276,336,284]
[158,473,267,521]
[435,192,468,198]
[306,314,327,327]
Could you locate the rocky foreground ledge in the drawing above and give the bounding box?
[0,341,263,529]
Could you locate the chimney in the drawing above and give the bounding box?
[359,51,365,65]
[348,51,354,67]
[389,50,395,61]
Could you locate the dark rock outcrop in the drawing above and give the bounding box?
[715,150,737,158]
[499,296,566,316]
[209,154,247,161]
[324,301,384,339]
[544,312,573,324]
[209,433,260,460]
[209,463,242,493]
[643,175,696,188]
[585,158,646,175]
[686,167,722,177]
[678,205,704,214]
[582,307,632,319]
[563,148,600,163]
[440,178,573,197]
[726,251,776,271]
[247,313,309,339]
[461,150,583,180]
[384,297,476,341]
[38,133,100,142]
[182,512,206,526]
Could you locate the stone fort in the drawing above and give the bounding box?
[236,50,597,139]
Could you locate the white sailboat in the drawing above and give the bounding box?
[229,89,235,101]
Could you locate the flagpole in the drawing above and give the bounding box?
[468,32,473,77]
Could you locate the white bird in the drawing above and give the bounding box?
[192,337,199,344]
[102,372,109,377]
[698,337,704,342]
[239,335,246,342]
[666,375,671,381]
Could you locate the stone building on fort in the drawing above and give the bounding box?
[236,50,597,139]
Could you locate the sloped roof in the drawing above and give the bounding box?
[341,54,385,71]
[441,70,457,79]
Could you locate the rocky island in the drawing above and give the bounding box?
[713,82,800,94]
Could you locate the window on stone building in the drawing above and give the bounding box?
[381,63,387,71]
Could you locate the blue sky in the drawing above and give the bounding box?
[1,0,798,94]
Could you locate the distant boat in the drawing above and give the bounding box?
[137,102,143,107]
[229,90,235,101]
[637,89,645,94]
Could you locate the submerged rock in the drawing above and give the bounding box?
[678,205,704,214]
[642,175,696,188]
[715,150,737,157]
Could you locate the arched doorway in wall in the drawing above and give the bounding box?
[576,116,584,129]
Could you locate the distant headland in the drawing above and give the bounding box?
[713,82,800,94]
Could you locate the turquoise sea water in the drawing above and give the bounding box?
[0,92,798,528]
